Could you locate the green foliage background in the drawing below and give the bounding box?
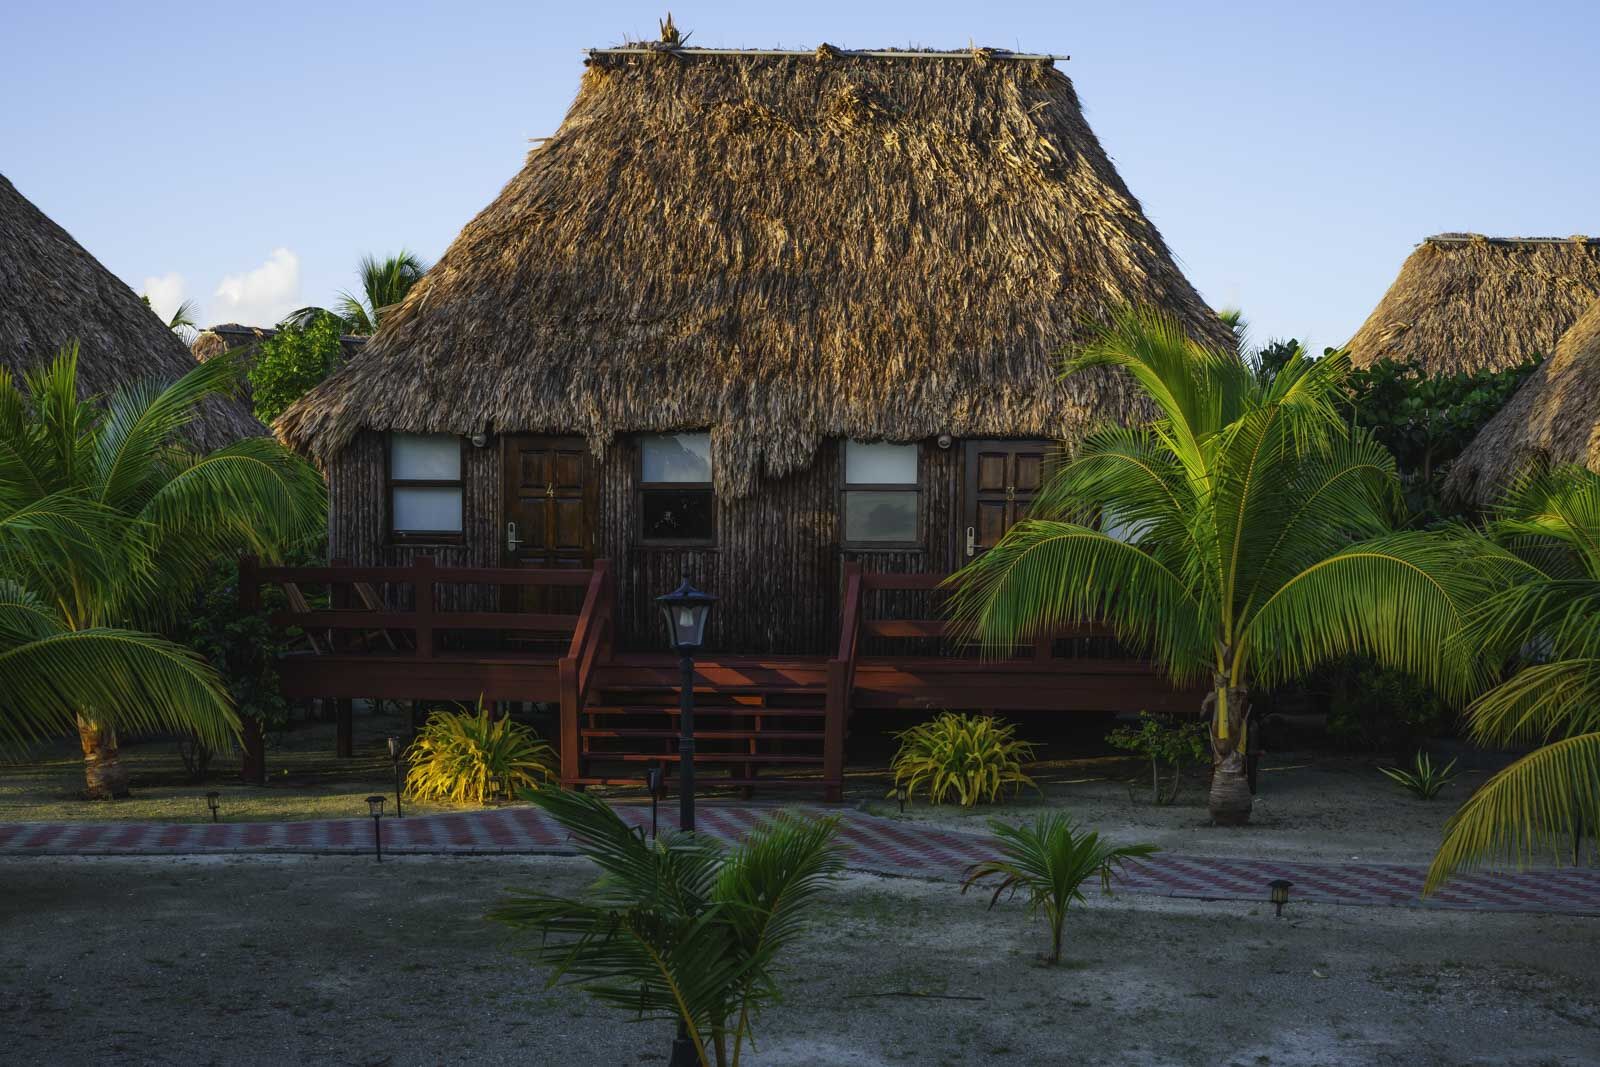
[247,314,346,424]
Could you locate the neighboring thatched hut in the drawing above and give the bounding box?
[0,172,264,448]
[277,42,1230,654]
[1346,234,1600,376]
[1446,296,1600,502]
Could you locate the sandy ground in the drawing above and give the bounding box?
[2,853,1597,1066]
[858,751,1502,865]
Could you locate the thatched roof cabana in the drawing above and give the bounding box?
[1445,296,1600,502]
[277,44,1230,495]
[1346,234,1600,376]
[0,173,264,448]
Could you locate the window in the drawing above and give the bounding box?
[842,441,919,545]
[389,433,463,538]
[639,433,714,543]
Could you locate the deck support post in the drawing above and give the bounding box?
[558,658,580,788]
[823,661,847,803]
[336,698,354,758]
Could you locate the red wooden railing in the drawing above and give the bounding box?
[558,560,613,786]
[241,555,615,784]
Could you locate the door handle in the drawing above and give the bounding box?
[506,521,522,553]
[966,526,976,557]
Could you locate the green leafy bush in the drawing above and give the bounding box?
[962,813,1157,964]
[1106,712,1208,805]
[404,703,554,805]
[890,712,1036,808]
[246,313,346,423]
[1380,751,1458,800]
[1324,658,1453,755]
[490,789,842,1066]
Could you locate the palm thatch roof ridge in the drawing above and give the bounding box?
[1346,233,1600,376]
[1446,296,1600,501]
[0,173,264,448]
[276,45,1231,495]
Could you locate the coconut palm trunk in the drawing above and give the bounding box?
[76,715,130,799]
[1205,683,1252,825]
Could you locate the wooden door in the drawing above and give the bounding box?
[961,440,1053,560]
[502,435,593,612]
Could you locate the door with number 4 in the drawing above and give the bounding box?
[502,435,593,614]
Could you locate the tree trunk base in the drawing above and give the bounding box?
[78,718,131,800]
[1208,752,1252,826]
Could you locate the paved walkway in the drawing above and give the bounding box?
[3,805,1598,915]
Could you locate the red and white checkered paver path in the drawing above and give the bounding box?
[3,804,1597,915]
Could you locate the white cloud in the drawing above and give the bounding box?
[141,271,189,325]
[211,248,302,326]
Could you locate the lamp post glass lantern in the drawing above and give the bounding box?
[1269,878,1293,918]
[656,580,717,835]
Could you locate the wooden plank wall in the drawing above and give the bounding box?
[328,432,967,654]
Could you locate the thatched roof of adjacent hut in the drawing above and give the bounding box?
[1347,234,1600,376]
[1445,296,1600,502]
[193,322,367,364]
[277,44,1231,495]
[0,173,264,448]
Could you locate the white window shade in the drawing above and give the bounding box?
[641,433,712,483]
[393,487,463,533]
[845,441,917,484]
[391,433,461,480]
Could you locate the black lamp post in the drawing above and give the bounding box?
[205,791,220,823]
[656,580,717,834]
[387,736,404,818]
[1268,878,1293,918]
[366,795,387,862]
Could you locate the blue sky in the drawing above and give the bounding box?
[3,1,1596,351]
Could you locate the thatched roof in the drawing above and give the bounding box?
[0,173,264,448]
[1347,234,1600,376]
[277,44,1230,495]
[1445,296,1600,502]
[193,323,367,363]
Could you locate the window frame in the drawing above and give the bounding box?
[385,432,467,545]
[636,433,717,547]
[839,440,923,550]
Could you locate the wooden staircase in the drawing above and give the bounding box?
[573,682,830,791]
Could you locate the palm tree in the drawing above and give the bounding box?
[961,813,1156,964]
[140,294,200,344]
[334,250,427,334]
[279,250,427,336]
[947,308,1478,824]
[490,789,842,1067]
[1425,466,1600,890]
[0,345,325,796]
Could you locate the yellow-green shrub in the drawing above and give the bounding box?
[404,703,554,805]
[890,712,1036,807]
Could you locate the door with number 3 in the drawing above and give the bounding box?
[962,440,1054,559]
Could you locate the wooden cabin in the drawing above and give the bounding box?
[265,39,1228,796]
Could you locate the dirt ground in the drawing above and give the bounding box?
[3,853,1596,1066]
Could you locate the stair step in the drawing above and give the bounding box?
[581,729,825,741]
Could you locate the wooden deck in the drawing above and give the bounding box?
[243,557,1203,800]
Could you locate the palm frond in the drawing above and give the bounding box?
[0,626,236,751]
[1425,731,1600,892]
[1243,532,1486,698]
[944,519,1212,682]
